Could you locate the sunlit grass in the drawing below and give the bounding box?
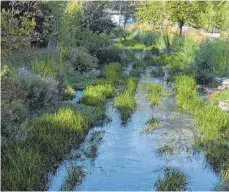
[82,84,114,106]
[2,107,89,191]
[147,83,163,106]
[64,85,75,99]
[114,77,137,122]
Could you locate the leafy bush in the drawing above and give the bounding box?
[70,47,98,72]
[82,84,114,106]
[96,46,122,65]
[15,68,59,107]
[154,168,188,191]
[194,40,229,77]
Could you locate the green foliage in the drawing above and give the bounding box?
[144,117,160,133]
[154,168,188,191]
[70,47,98,72]
[1,145,43,191]
[96,46,122,65]
[114,77,137,122]
[196,105,229,141]
[15,68,59,107]
[66,74,97,90]
[64,85,75,100]
[151,67,165,78]
[82,84,114,106]
[103,62,122,85]
[147,83,163,106]
[74,104,106,125]
[194,40,229,77]
[175,75,203,113]
[31,54,57,77]
[220,90,229,101]
[27,107,89,166]
[1,8,36,58]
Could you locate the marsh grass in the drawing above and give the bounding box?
[74,104,106,125]
[61,166,85,191]
[2,107,89,191]
[147,83,163,106]
[64,85,75,100]
[114,77,137,123]
[154,168,188,191]
[144,117,160,134]
[103,62,122,86]
[82,84,114,106]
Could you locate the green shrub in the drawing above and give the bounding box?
[70,47,98,72]
[15,68,59,107]
[194,40,229,77]
[147,83,163,106]
[31,53,57,77]
[97,46,122,65]
[82,84,114,106]
[154,168,188,191]
[142,32,153,46]
[103,62,122,85]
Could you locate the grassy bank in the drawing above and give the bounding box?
[175,75,229,184]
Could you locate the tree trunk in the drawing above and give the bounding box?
[179,20,184,36]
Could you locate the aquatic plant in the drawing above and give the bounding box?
[103,62,122,86]
[154,168,188,191]
[147,83,163,106]
[114,77,137,122]
[82,84,114,106]
[144,117,160,134]
[64,85,75,100]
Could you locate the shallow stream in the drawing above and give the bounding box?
[48,67,219,191]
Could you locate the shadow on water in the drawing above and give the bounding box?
[48,67,219,191]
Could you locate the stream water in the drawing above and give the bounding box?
[48,66,220,191]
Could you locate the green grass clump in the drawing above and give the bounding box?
[74,104,106,125]
[175,75,203,113]
[2,107,89,190]
[64,85,75,100]
[114,77,137,122]
[144,117,160,134]
[196,105,229,141]
[82,84,114,106]
[147,83,163,106]
[154,168,188,191]
[1,145,43,190]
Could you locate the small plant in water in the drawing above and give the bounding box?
[144,117,160,134]
[154,167,188,191]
